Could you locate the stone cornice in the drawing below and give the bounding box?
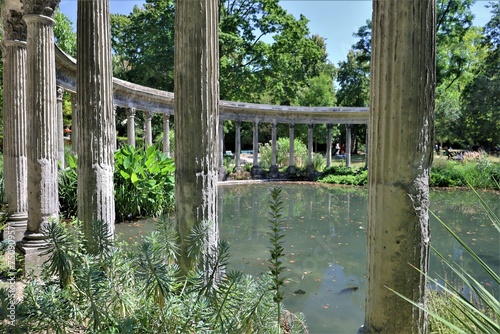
[54,44,369,124]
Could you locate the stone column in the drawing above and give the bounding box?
[77,0,116,252]
[144,111,153,147]
[126,107,136,148]
[174,0,219,275]
[345,124,352,167]
[270,120,278,177]
[163,113,171,157]
[2,10,28,242]
[218,119,226,180]
[113,104,118,151]
[251,119,260,177]
[307,123,314,172]
[365,125,369,169]
[360,1,434,333]
[326,124,333,168]
[22,6,60,254]
[57,86,65,169]
[71,94,78,154]
[287,123,296,174]
[235,120,242,173]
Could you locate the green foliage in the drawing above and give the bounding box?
[114,145,175,220]
[267,187,286,333]
[2,216,303,333]
[54,9,77,57]
[430,158,500,189]
[58,154,78,217]
[259,137,308,169]
[318,165,368,186]
[390,187,500,333]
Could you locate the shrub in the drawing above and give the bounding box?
[259,137,308,169]
[58,155,78,217]
[318,165,368,186]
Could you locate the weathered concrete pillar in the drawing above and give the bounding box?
[144,111,153,147]
[307,123,314,171]
[163,113,171,157]
[345,124,352,167]
[287,123,296,174]
[235,120,242,173]
[270,120,278,177]
[71,94,78,154]
[359,1,434,333]
[2,9,28,242]
[57,86,65,169]
[174,0,219,275]
[76,0,116,252]
[126,107,136,148]
[251,119,260,177]
[326,124,333,167]
[22,4,60,255]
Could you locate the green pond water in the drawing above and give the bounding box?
[115,183,499,334]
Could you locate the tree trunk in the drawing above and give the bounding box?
[360,1,435,333]
[174,0,219,274]
[77,0,115,253]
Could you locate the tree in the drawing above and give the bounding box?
[460,2,500,149]
[361,1,435,333]
[54,9,76,57]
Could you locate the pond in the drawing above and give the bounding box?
[116,182,499,334]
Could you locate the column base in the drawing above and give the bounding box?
[17,232,50,277]
[287,165,297,176]
[2,213,28,242]
[218,166,227,181]
[269,165,279,178]
[251,166,261,178]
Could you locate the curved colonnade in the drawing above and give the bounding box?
[55,46,369,179]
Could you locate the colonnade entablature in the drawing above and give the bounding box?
[55,46,369,124]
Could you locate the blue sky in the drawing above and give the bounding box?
[58,0,494,65]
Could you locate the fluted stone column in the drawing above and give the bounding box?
[218,119,226,180]
[126,107,136,148]
[163,113,171,157]
[307,123,314,172]
[270,120,278,177]
[235,120,242,173]
[77,0,116,252]
[287,123,296,174]
[365,125,369,168]
[71,94,78,154]
[57,86,65,169]
[144,111,153,148]
[175,0,219,275]
[2,9,28,242]
[251,119,260,177]
[345,124,352,167]
[22,4,60,253]
[360,1,434,333]
[113,105,118,151]
[326,124,333,167]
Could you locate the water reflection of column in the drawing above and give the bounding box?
[270,120,278,176]
[346,124,352,167]
[57,86,65,169]
[308,123,314,170]
[163,114,171,157]
[326,124,333,167]
[288,123,296,174]
[251,192,258,240]
[346,192,351,225]
[144,111,153,147]
[127,108,136,148]
[235,120,242,173]
[252,119,260,176]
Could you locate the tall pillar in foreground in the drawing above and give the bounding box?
[144,111,153,147]
[175,0,219,275]
[326,124,333,167]
[345,124,352,167]
[360,1,434,333]
[287,123,296,174]
[2,9,28,242]
[22,3,60,253]
[163,113,171,157]
[77,0,116,252]
[126,108,136,148]
[57,86,65,169]
[234,120,242,173]
[270,120,278,177]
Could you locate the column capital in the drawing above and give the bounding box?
[345,123,353,129]
[308,123,314,129]
[23,0,60,17]
[2,9,27,41]
[327,123,333,129]
[272,119,277,127]
[289,122,295,129]
[127,107,136,117]
[235,119,241,126]
[56,86,64,101]
[144,110,153,120]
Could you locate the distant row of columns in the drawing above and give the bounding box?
[219,120,365,177]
